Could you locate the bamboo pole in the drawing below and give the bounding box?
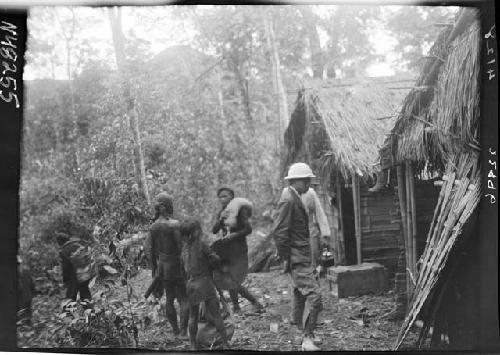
[352,174,362,264]
[408,162,418,275]
[395,156,481,349]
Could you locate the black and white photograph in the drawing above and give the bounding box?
[0,0,497,352]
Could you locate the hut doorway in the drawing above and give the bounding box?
[340,185,357,265]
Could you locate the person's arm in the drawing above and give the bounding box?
[212,209,225,234]
[149,228,158,275]
[312,190,331,247]
[144,232,153,268]
[271,199,292,270]
[204,242,221,270]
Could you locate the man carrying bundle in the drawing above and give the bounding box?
[271,163,323,351]
[149,192,188,339]
[51,215,95,302]
[211,186,264,314]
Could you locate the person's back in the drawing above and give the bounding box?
[149,192,188,338]
[182,238,214,281]
[60,238,93,283]
[150,217,183,281]
[45,214,94,302]
[180,218,229,350]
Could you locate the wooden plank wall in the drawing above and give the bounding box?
[359,183,402,279]
[313,176,439,282]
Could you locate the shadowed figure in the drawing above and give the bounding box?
[180,218,230,350]
[56,235,94,302]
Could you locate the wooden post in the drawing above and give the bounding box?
[405,161,414,294]
[336,173,346,265]
[396,164,410,300]
[408,162,418,276]
[396,165,409,252]
[352,174,362,264]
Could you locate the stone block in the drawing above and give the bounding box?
[326,262,389,298]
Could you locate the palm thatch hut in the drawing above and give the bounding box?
[376,8,490,350]
[282,76,412,279]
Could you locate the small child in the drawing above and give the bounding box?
[179,218,230,350]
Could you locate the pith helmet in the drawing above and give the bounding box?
[284,162,316,180]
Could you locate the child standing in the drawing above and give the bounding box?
[180,218,230,350]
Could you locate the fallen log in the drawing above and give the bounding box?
[248,232,278,273]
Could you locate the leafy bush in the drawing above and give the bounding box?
[58,296,137,347]
[18,289,137,348]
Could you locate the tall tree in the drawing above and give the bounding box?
[263,8,289,149]
[107,6,151,205]
[194,6,266,125]
[320,6,381,78]
[386,6,459,71]
[298,6,325,79]
[54,8,80,170]
[26,8,61,79]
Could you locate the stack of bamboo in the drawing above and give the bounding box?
[395,153,480,348]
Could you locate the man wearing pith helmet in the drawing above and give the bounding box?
[271,162,323,351]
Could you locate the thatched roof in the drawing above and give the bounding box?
[383,8,480,171]
[284,76,412,181]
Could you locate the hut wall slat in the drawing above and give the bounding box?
[358,184,402,280]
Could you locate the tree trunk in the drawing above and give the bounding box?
[263,10,289,150]
[234,67,253,124]
[108,7,151,205]
[56,8,80,173]
[298,6,325,79]
[216,76,225,186]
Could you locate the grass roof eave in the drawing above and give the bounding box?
[386,8,480,170]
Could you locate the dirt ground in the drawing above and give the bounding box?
[19,269,420,351]
[20,267,418,350]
